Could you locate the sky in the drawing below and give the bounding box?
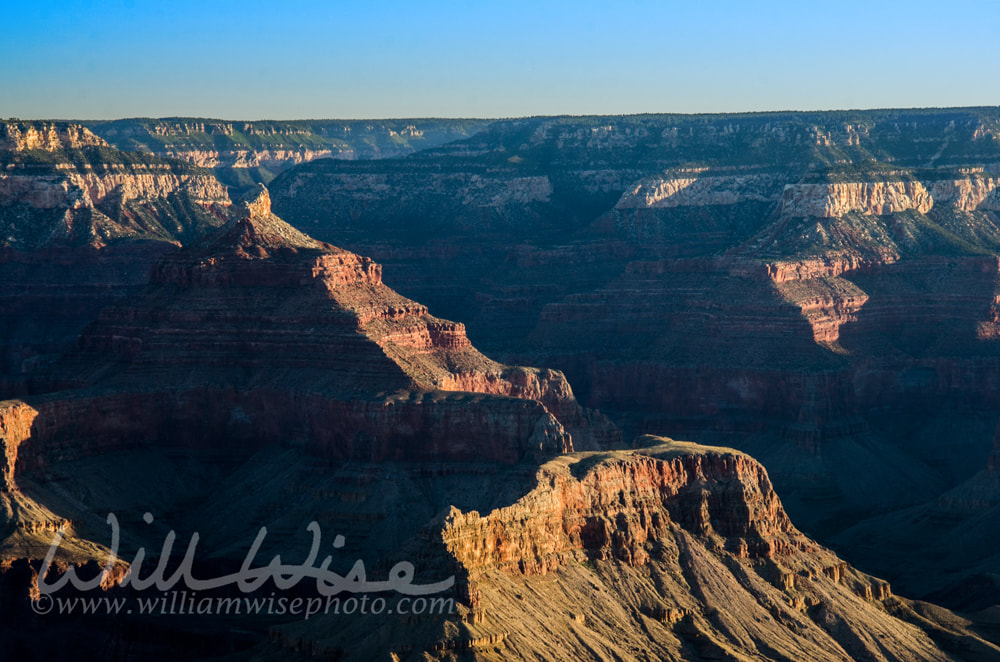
[3,0,999,120]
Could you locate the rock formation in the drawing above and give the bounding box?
[268,438,998,660]
[264,107,1000,610]
[6,108,1000,658]
[4,415,993,660]
[780,181,934,217]
[616,172,785,210]
[0,121,230,380]
[930,175,1000,211]
[3,185,617,495]
[0,122,106,151]
[84,118,492,197]
[0,121,229,250]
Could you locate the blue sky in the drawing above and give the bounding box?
[3,0,999,119]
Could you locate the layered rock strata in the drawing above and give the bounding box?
[4,185,614,485]
[264,109,1000,608]
[269,438,998,660]
[0,121,230,378]
[84,118,492,196]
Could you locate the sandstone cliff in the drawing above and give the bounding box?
[159,147,338,170]
[0,122,106,151]
[0,167,227,211]
[780,181,934,217]
[930,175,1000,212]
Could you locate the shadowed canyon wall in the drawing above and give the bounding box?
[266,108,1000,606]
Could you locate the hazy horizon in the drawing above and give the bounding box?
[5,0,999,120]
[12,103,1000,123]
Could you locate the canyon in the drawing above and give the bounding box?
[4,110,1000,659]
[265,107,1000,613]
[0,121,230,382]
[5,183,617,472]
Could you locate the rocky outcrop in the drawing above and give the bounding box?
[442,440,803,573]
[611,172,786,248]
[160,148,339,170]
[774,276,869,343]
[0,122,106,151]
[261,438,995,661]
[0,169,228,211]
[615,172,783,209]
[0,121,230,250]
[393,438,996,661]
[777,176,1000,219]
[236,181,274,220]
[0,122,228,217]
[929,175,1000,211]
[744,255,879,281]
[780,181,933,217]
[0,401,36,491]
